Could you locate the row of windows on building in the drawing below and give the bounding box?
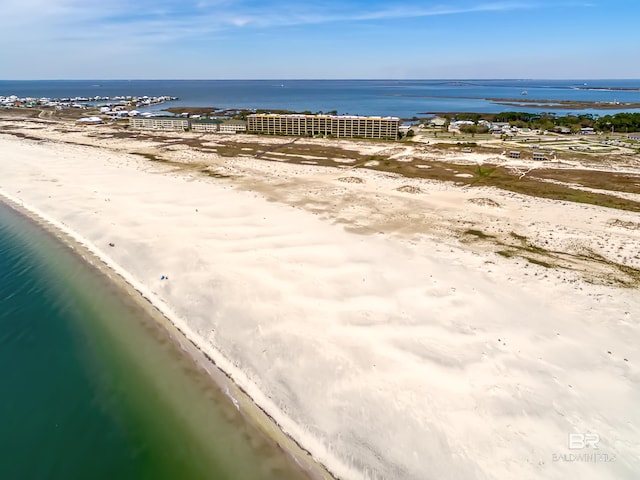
[130,114,401,140]
[129,117,247,133]
[508,150,555,160]
[246,114,400,139]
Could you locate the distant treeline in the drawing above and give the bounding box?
[444,112,640,133]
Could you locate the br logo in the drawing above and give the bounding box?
[568,433,600,450]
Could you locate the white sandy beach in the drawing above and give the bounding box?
[1,127,639,480]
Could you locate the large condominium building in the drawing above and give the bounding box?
[247,114,400,140]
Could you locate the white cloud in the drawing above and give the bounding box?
[355,2,535,21]
[0,0,552,44]
[0,0,606,79]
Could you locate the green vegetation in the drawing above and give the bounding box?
[472,165,496,184]
[459,124,489,134]
[596,113,640,133]
[468,231,640,287]
[132,152,165,162]
[122,131,640,214]
[509,232,528,242]
[525,257,555,268]
[464,229,494,239]
[432,111,640,134]
[451,113,483,122]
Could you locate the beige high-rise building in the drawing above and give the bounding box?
[247,114,400,139]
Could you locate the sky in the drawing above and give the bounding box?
[1,0,639,79]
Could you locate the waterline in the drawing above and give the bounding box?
[0,198,325,480]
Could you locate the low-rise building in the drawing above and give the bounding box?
[508,150,521,159]
[132,117,247,133]
[451,120,474,129]
[191,119,222,132]
[130,116,189,131]
[77,116,104,124]
[219,120,247,133]
[532,151,546,161]
[428,116,447,128]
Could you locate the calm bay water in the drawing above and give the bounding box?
[0,202,313,480]
[1,79,640,117]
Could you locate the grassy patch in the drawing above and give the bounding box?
[93,130,640,213]
[525,257,555,268]
[528,169,640,196]
[491,236,640,287]
[132,152,166,162]
[200,168,233,179]
[577,249,640,287]
[464,229,495,239]
[43,124,640,214]
[471,164,497,184]
[361,157,640,212]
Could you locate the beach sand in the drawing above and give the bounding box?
[1,122,639,480]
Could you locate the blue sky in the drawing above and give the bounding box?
[1,0,639,79]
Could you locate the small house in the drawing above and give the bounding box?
[428,117,447,128]
[490,122,510,134]
[77,116,103,124]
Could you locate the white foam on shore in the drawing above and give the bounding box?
[1,133,639,480]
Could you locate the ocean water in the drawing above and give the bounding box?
[1,79,639,117]
[0,201,314,480]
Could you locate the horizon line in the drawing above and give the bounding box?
[2,78,640,82]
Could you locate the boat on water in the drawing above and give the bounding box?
[521,90,528,95]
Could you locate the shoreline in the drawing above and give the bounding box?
[1,123,639,480]
[0,191,337,480]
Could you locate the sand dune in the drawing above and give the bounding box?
[1,130,639,480]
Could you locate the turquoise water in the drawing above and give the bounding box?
[0,202,314,480]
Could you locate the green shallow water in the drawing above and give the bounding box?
[0,201,314,480]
